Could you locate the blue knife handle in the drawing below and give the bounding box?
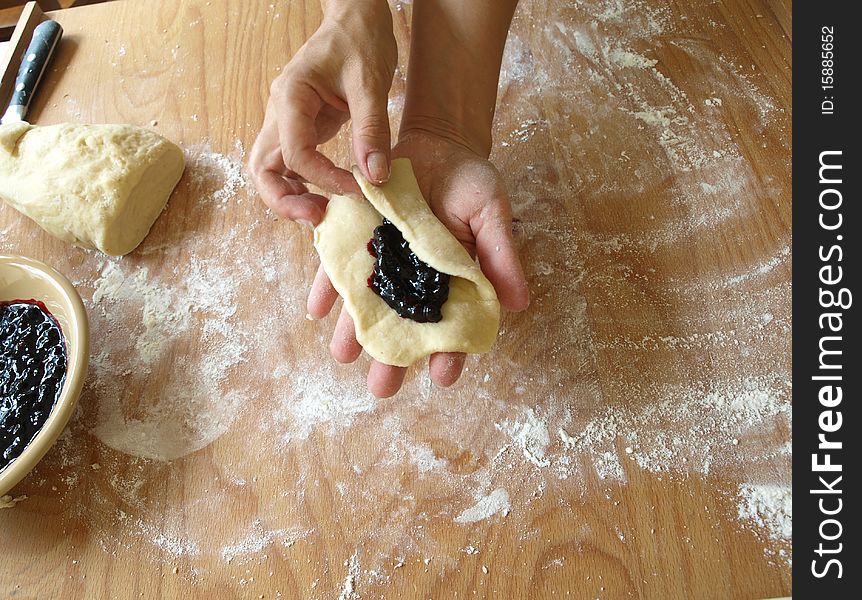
[8,20,63,119]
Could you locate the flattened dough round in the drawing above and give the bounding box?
[314,158,501,367]
[0,122,185,256]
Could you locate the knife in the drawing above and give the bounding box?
[1,19,63,125]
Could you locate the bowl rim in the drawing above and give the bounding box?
[0,254,90,496]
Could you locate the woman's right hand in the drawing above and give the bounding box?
[249,0,397,226]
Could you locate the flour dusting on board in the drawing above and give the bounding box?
[221,521,312,562]
[737,484,792,566]
[87,255,249,461]
[338,552,361,600]
[454,489,511,524]
[185,142,252,205]
[272,362,376,444]
[496,408,551,468]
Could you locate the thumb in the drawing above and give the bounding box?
[473,201,530,312]
[347,89,392,185]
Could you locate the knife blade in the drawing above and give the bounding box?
[1,19,63,125]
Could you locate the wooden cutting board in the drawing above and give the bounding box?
[0,0,792,598]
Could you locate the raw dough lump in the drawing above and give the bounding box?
[314,158,501,367]
[0,122,185,256]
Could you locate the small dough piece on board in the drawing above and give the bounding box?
[314,158,501,367]
[0,122,185,256]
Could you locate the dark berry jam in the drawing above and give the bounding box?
[1,300,67,472]
[368,219,450,323]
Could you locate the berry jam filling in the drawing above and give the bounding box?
[1,300,67,472]
[368,219,450,323]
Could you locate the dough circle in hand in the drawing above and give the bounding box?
[314,158,501,367]
[0,122,185,256]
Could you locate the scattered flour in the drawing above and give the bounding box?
[184,142,252,205]
[221,521,311,562]
[87,256,249,461]
[149,529,202,558]
[272,363,376,444]
[594,451,626,481]
[606,47,658,69]
[737,484,792,542]
[338,552,361,600]
[737,484,792,566]
[454,489,512,524]
[725,246,791,287]
[556,377,790,479]
[409,443,449,475]
[496,408,551,468]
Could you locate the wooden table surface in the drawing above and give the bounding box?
[1,0,792,598]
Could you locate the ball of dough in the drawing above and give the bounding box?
[0,122,185,256]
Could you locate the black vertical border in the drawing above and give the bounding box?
[792,2,860,597]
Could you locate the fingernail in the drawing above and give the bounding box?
[366,152,390,184]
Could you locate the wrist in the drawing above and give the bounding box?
[321,0,390,21]
[402,0,517,159]
[398,111,491,158]
[319,0,395,61]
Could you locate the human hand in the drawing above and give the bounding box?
[308,130,530,397]
[248,0,397,226]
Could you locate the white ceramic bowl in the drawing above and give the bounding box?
[0,255,89,497]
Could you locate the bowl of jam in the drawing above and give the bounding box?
[0,255,89,497]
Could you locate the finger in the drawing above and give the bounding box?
[288,145,360,196]
[276,83,360,194]
[429,352,466,388]
[367,361,407,398]
[329,308,362,363]
[307,265,339,319]
[249,101,332,225]
[255,169,328,225]
[473,202,530,312]
[346,87,392,185]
